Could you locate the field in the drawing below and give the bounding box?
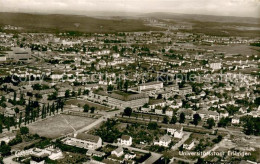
[28,114,96,138]
[199,44,260,56]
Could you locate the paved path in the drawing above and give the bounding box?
[171,132,191,151]
[3,155,19,164]
[73,108,123,134]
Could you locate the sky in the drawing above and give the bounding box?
[0,0,260,18]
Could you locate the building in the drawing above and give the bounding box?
[165,107,174,117]
[0,54,6,62]
[209,62,222,70]
[138,81,163,92]
[125,152,136,160]
[166,125,184,139]
[29,147,63,164]
[0,135,15,144]
[232,116,240,124]
[183,139,195,150]
[197,109,220,121]
[111,147,124,157]
[177,108,195,120]
[91,90,149,109]
[6,47,32,61]
[63,133,102,150]
[179,85,193,95]
[118,135,132,146]
[154,134,171,147]
[86,150,105,157]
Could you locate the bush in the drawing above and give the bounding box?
[20,127,29,135]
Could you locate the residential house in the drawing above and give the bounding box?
[231,116,240,124]
[111,147,124,157]
[166,125,184,139]
[183,139,195,150]
[118,135,132,146]
[154,134,171,147]
[197,109,220,121]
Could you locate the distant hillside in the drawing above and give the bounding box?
[0,12,160,33]
[142,12,260,24]
[142,12,260,37]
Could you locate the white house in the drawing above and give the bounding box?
[167,125,184,139]
[119,135,132,146]
[183,139,195,150]
[197,109,219,121]
[124,152,136,160]
[232,116,240,124]
[154,107,163,115]
[154,135,171,147]
[165,108,174,117]
[111,147,124,157]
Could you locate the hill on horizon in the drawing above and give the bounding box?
[142,12,260,24]
[0,12,160,33]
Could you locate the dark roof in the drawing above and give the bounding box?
[148,99,165,105]
[160,135,171,142]
[139,81,162,86]
[75,133,100,143]
[121,135,131,140]
[166,124,183,131]
[94,90,148,101]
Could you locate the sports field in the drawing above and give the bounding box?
[28,114,96,138]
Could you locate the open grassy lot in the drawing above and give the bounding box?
[28,114,96,138]
[200,44,260,56]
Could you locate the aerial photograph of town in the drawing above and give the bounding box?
[0,0,259,163]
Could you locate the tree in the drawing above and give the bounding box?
[71,91,76,97]
[225,105,239,115]
[157,94,162,99]
[193,114,201,126]
[78,88,82,96]
[162,116,169,124]
[83,89,90,95]
[90,107,95,113]
[0,142,11,156]
[60,101,64,112]
[14,107,19,114]
[218,117,230,127]
[83,104,89,112]
[123,107,132,116]
[19,114,22,127]
[207,118,215,129]
[148,122,158,130]
[212,135,223,143]
[241,116,260,135]
[13,91,17,102]
[107,85,114,92]
[48,91,57,100]
[170,115,177,124]
[124,80,129,92]
[65,90,70,98]
[20,127,29,135]
[6,117,10,131]
[179,112,185,123]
